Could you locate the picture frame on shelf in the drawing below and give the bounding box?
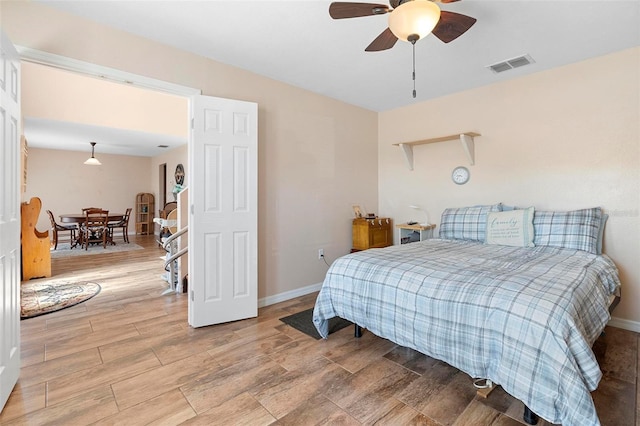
[352,205,365,218]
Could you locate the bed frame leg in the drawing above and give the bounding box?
[354,324,362,338]
[523,406,538,425]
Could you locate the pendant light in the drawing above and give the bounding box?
[84,142,102,165]
[388,0,441,43]
[388,0,441,98]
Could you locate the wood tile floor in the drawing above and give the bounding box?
[1,235,637,425]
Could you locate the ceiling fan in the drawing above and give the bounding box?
[329,0,477,51]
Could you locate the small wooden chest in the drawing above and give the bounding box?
[352,217,393,251]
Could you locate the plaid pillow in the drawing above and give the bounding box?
[439,204,502,242]
[533,207,602,254]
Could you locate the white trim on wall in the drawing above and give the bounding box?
[258,282,323,308]
[608,317,640,333]
[17,46,201,97]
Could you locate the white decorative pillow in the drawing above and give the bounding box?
[485,207,535,247]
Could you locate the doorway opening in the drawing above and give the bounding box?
[18,47,199,237]
[159,163,167,209]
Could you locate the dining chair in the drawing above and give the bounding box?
[46,209,78,249]
[82,207,101,213]
[107,207,132,244]
[80,208,109,250]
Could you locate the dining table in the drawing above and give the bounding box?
[59,213,125,224]
[60,213,125,248]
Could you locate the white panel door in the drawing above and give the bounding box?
[0,30,22,412]
[188,95,257,328]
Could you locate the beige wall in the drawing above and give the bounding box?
[8,2,636,327]
[23,148,152,236]
[22,61,187,138]
[150,144,188,211]
[2,2,379,302]
[23,144,188,238]
[379,48,640,325]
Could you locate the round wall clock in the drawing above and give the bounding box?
[452,166,470,185]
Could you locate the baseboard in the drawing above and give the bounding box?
[258,282,323,308]
[608,316,640,333]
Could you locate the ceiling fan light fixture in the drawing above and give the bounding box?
[389,0,441,42]
[84,141,102,165]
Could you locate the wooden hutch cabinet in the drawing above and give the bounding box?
[352,217,393,251]
[135,192,155,235]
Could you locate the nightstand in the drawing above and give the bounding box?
[352,217,393,251]
[396,223,436,245]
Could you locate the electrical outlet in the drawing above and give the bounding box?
[318,249,324,260]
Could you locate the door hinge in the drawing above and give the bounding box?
[191,117,194,129]
[190,290,194,301]
[191,204,194,215]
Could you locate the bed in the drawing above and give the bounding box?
[313,205,621,426]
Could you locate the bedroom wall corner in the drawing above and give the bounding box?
[377,47,640,325]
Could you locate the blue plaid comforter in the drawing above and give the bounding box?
[313,239,621,426]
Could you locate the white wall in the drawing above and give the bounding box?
[379,48,640,325]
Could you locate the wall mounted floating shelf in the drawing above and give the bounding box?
[393,132,481,170]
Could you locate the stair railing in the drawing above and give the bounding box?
[162,226,188,294]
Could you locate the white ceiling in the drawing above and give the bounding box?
[25,0,640,155]
[21,59,189,157]
[24,117,186,157]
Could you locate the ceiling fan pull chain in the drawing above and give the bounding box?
[412,40,417,98]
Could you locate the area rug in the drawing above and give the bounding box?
[50,242,144,259]
[21,280,101,319]
[279,308,352,340]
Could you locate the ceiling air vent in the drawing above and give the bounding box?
[487,54,535,74]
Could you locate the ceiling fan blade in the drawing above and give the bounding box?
[329,2,389,19]
[392,0,459,5]
[432,11,477,43]
[365,28,398,52]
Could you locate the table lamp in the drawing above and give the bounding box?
[409,205,430,226]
